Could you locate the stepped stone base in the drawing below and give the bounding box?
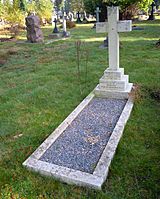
[94,68,133,99]
[95,83,133,99]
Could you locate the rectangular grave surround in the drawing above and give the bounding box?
[23,93,133,190]
[40,98,126,173]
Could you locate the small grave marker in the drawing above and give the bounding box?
[92,7,101,29]
[53,18,59,33]
[62,10,67,33]
[51,15,55,26]
[76,11,82,23]
[95,7,101,22]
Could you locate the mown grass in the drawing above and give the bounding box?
[0,20,160,199]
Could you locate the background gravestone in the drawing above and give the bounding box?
[53,18,59,33]
[25,14,44,43]
[76,11,82,23]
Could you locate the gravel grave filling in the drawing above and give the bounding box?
[40,98,127,174]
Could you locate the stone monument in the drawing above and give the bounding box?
[95,7,101,23]
[76,11,82,23]
[53,18,59,33]
[25,14,43,43]
[92,7,101,29]
[49,18,61,39]
[148,1,155,20]
[62,10,70,37]
[95,7,133,99]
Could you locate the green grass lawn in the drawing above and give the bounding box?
[0,20,160,199]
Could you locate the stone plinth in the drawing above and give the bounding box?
[94,68,133,99]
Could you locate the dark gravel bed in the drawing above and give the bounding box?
[40,98,127,174]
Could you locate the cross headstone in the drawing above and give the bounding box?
[95,7,101,22]
[76,11,82,23]
[62,9,70,37]
[148,1,156,20]
[62,10,67,33]
[95,7,133,99]
[53,18,59,33]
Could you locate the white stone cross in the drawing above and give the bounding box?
[95,7,101,22]
[63,11,67,32]
[95,7,133,99]
[96,6,132,70]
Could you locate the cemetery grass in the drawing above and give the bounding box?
[0,20,160,199]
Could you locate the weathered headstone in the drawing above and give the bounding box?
[95,7,133,98]
[25,14,43,43]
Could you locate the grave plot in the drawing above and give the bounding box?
[23,93,133,189]
[23,6,134,190]
[40,98,127,174]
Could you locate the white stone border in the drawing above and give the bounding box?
[23,92,133,190]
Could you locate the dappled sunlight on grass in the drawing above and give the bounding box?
[82,37,105,42]
[76,23,94,28]
[17,36,26,40]
[155,16,160,20]
[121,37,159,42]
[41,25,52,29]
[140,23,160,27]
[134,19,160,26]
